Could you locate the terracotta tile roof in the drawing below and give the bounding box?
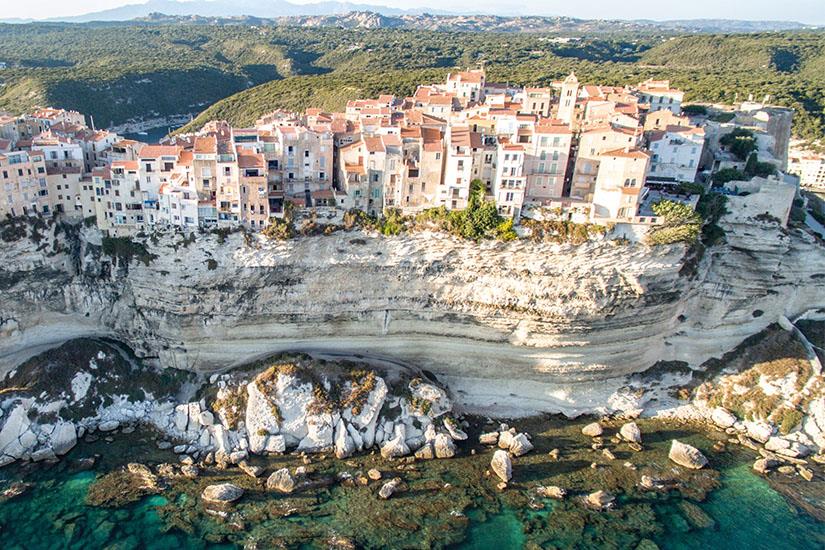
[237,150,264,169]
[139,145,180,158]
[112,160,139,171]
[535,123,572,135]
[601,147,650,159]
[193,136,217,154]
[344,163,366,175]
[381,134,402,148]
[92,166,111,178]
[178,150,194,166]
[449,127,471,148]
[364,136,385,153]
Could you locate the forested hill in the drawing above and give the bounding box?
[0,23,824,145]
[180,30,825,145]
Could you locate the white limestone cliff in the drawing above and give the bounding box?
[0,211,824,417]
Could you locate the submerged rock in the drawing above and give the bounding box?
[367,468,382,481]
[86,463,160,507]
[585,490,615,509]
[678,501,716,529]
[201,483,243,504]
[669,440,708,469]
[378,478,403,499]
[491,449,512,483]
[537,485,566,499]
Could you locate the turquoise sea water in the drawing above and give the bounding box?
[1,435,824,549]
[661,462,825,550]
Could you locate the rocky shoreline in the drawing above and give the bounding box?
[0,341,473,472]
[4,411,805,549]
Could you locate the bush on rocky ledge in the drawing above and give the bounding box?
[647,200,703,245]
[101,236,158,266]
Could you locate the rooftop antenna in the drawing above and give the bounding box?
[90,115,95,131]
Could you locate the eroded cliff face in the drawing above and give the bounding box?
[1,214,824,416]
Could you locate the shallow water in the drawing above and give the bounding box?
[1,420,824,550]
[661,462,825,550]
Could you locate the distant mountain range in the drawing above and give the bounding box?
[49,0,449,23]
[124,13,818,34]
[0,1,819,33]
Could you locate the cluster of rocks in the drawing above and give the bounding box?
[479,424,535,488]
[692,405,823,481]
[0,356,468,471]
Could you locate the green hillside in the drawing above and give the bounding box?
[1,23,824,145]
[177,31,825,145]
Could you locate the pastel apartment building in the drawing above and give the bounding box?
[3,69,725,234]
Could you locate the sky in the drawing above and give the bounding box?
[3,0,825,24]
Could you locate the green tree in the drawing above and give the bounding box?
[712,168,746,186]
[647,200,703,245]
[720,128,758,160]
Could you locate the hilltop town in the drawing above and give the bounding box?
[0,69,811,242]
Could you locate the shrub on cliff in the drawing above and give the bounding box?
[0,216,27,242]
[101,236,158,266]
[262,217,295,240]
[646,200,702,245]
[522,218,607,244]
[413,180,507,241]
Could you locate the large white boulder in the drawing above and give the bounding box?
[346,377,388,449]
[272,374,315,446]
[711,408,737,429]
[669,440,708,469]
[380,427,411,459]
[491,449,512,482]
[202,483,243,504]
[246,381,283,454]
[297,413,334,452]
[334,419,355,459]
[0,404,33,460]
[51,422,77,456]
[409,381,451,418]
[509,433,534,457]
[619,422,642,444]
[433,433,456,459]
[745,421,773,444]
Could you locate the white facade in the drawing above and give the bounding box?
[788,154,825,189]
[494,144,527,219]
[648,126,705,183]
